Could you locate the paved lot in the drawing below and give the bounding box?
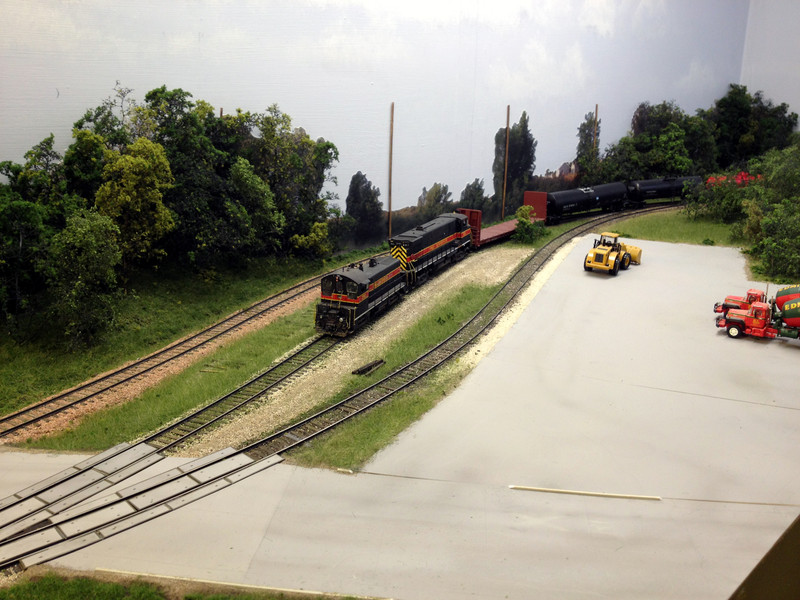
[2,237,799,599]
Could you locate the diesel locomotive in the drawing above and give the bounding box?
[315,212,472,336]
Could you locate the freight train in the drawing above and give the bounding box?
[316,175,700,336]
[538,175,702,224]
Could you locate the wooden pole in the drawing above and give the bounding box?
[592,103,598,152]
[388,102,394,239]
[502,105,510,220]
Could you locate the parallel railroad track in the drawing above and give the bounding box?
[0,274,326,440]
[0,334,340,545]
[0,207,669,572]
[146,334,340,451]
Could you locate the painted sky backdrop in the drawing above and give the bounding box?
[1,0,796,210]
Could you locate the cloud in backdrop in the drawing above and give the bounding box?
[0,0,772,210]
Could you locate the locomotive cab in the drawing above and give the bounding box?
[321,274,361,300]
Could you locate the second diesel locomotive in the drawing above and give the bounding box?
[315,212,472,336]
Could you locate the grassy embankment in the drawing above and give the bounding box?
[0,249,381,418]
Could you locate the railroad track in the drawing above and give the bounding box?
[0,207,668,572]
[0,274,326,440]
[0,334,339,545]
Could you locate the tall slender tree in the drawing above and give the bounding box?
[492,111,537,216]
[345,171,383,243]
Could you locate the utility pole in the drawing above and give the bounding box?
[592,103,599,152]
[388,102,394,239]
[502,104,510,220]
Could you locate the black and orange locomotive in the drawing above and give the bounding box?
[315,213,472,336]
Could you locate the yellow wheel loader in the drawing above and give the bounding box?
[583,232,642,276]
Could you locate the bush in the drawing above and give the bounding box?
[512,205,546,244]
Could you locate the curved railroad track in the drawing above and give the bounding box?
[0,206,670,572]
[0,273,326,440]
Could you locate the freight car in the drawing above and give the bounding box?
[315,212,471,336]
[534,176,702,224]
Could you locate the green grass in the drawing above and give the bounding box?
[0,574,163,600]
[287,283,499,470]
[0,250,381,418]
[601,208,738,246]
[19,305,316,452]
[0,573,358,600]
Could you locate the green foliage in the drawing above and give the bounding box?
[250,105,339,247]
[345,171,384,243]
[73,81,136,150]
[458,178,492,215]
[741,141,800,279]
[576,110,601,185]
[493,111,537,216]
[0,574,163,600]
[63,128,107,200]
[684,174,747,223]
[417,182,453,221]
[0,83,342,345]
[95,138,175,268]
[649,122,692,175]
[45,209,122,345]
[325,205,356,251]
[0,189,49,321]
[290,221,332,258]
[512,204,546,244]
[700,84,798,169]
[229,156,286,253]
[601,100,719,180]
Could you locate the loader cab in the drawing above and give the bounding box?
[595,233,620,251]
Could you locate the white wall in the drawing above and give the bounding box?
[740,0,800,118]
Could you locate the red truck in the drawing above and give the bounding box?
[713,288,766,316]
[716,285,800,340]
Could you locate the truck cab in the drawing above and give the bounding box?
[713,288,766,315]
[717,301,775,338]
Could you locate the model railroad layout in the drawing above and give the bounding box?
[0,274,328,441]
[0,205,673,574]
[3,176,695,440]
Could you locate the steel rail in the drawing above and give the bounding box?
[0,275,325,438]
[0,335,339,541]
